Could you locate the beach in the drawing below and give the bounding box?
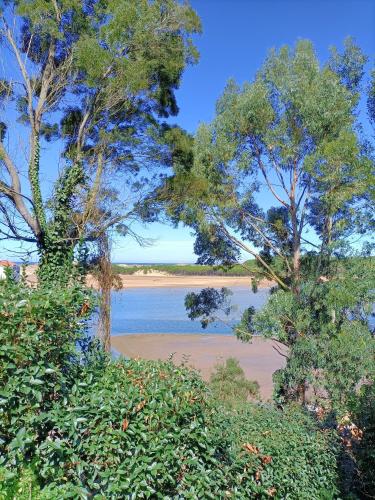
[88,272,274,289]
[25,265,274,289]
[112,334,287,400]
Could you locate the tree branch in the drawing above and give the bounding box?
[255,148,289,208]
[215,217,290,290]
[0,142,40,236]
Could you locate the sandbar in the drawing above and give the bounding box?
[112,334,287,400]
[88,274,274,289]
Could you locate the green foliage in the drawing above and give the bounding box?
[352,383,375,497]
[34,358,234,498]
[185,287,233,328]
[1,353,341,498]
[329,37,368,92]
[0,464,42,500]
[210,357,259,406]
[252,256,375,410]
[218,403,340,499]
[0,278,92,468]
[165,39,371,288]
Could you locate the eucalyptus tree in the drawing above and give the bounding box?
[0,0,201,284]
[164,39,374,406]
[166,39,371,291]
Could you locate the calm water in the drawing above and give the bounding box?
[108,286,270,336]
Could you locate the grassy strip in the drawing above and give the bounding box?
[112,261,258,276]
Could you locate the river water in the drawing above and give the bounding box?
[108,286,270,336]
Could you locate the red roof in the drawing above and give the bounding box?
[0,260,16,267]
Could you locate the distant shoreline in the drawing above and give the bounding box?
[87,273,274,289]
[24,264,275,289]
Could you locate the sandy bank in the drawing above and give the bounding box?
[88,274,274,289]
[112,334,287,400]
[24,265,274,289]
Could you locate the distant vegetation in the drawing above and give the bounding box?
[112,260,258,276]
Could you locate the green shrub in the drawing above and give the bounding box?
[34,358,339,498]
[352,382,375,497]
[217,403,340,499]
[210,357,259,406]
[34,358,236,498]
[0,279,92,468]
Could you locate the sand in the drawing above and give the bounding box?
[112,334,287,400]
[25,264,274,289]
[88,274,274,289]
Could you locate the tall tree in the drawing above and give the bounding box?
[164,39,371,292]
[0,0,201,284]
[163,39,374,406]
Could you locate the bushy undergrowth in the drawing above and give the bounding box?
[217,404,340,499]
[351,383,375,497]
[0,279,341,498]
[0,279,92,469]
[34,358,234,498]
[210,357,259,406]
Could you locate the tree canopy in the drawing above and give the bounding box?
[0,0,201,281]
[163,38,375,407]
[163,39,373,292]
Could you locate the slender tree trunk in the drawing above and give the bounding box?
[324,215,333,269]
[290,163,301,295]
[292,240,301,291]
[97,233,112,353]
[290,203,301,295]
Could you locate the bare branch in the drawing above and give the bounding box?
[0,142,40,236]
[213,216,290,290]
[2,21,34,126]
[255,148,289,208]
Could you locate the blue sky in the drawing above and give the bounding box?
[114,0,375,263]
[1,0,374,263]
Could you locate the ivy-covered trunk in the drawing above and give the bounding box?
[37,238,76,286]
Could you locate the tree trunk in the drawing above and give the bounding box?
[97,233,112,353]
[292,241,301,293]
[37,238,76,286]
[290,201,301,295]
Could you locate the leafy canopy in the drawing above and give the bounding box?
[0,0,201,282]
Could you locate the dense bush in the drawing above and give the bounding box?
[219,403,340,499]
[34,358,234,498]
[0,279,92,468]
[21,358,340,499]
[352,382,375,497]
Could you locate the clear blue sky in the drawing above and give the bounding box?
[1,0,374,262]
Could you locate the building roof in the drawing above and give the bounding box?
[0,260,16,267]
